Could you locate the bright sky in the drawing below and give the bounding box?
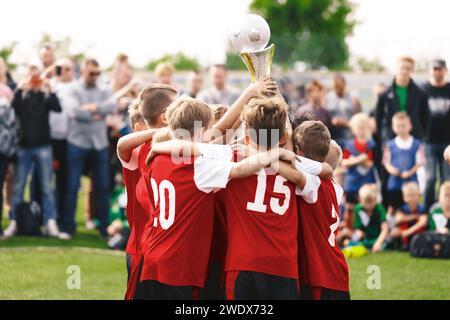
[1,0,449,71]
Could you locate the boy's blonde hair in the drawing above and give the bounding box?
[137,84,178,126]
[440,181,450,195]
[154,62,175,78]
[166,96,213,136]
[326,139,343,170]
[294,120,331,162]
[397,55,415,68]
[241,97,288,150]
[128,101,145,128]
[211,104,229,122]
[402,181,420,195]
[152,127,172,145]
[392,111,411,123]
[359,184,378,202]
[349,112,371,130]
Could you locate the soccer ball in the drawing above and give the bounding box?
[231,14,271,53]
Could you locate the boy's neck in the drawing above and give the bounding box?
[148,124,166,130]
[397,133,411,140]
[355,136,367,143]
[407,202,418,211]
[443,207,450,217]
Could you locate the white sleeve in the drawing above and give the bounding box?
[295,173,321,204]
[333,181,344,206]
[117,145,141,171]
[194,157,233,193]
[197,143,233,161]
[295,157,322,176]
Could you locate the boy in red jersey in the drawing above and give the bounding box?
[116,84,178,300]
[277,121,350,300]
[140,96,288,300]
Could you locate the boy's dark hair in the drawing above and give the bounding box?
[294,120,331,162]
[138,84,178,126]
[290,111,313,130]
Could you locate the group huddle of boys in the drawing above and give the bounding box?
[117,78,350,300]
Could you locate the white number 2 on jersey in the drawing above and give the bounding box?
[328,204,340,247]
[151,178,176,230]
[246,170,291,215]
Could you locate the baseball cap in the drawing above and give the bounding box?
[431,59,447,69]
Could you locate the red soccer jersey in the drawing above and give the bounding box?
[297,178,349,292]
[118,143,152,255]
[210,190,228,264]
[223,168,298,280]
[140,145,233,288]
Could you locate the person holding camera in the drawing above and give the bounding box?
[3,64,62,238]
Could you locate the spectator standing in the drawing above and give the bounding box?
[422,59,450,210]
[0,76,16,238]
[375,56,429,144]
[51,58,77,224]
[111,53,134,93]
[197,64,240,105]
[40,45,56,79]
[183,70,203,98]
[154,62,175,86]
[4,65,61,238]
[59,59,116,239]
[294,80,332,129]
[0,58,16,91]
[375,56,429,208]
[0,58,14,100]
[383,112,425,216]
[325,74,362,146]
[341,113,376,218]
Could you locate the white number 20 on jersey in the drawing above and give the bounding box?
[151,178,176,230]
[246,170,291,215]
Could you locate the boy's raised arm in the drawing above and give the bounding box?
[207,77,278,138]
[117,129,159,163]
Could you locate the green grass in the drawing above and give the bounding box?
[347,252,450,299]
[1,180,450,299]
[0,247,125,299]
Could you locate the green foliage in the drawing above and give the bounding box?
[355,56,386,72]
[0,42,18,70]
[38,32,72,58]
[146,53,200,71]
[250,0,356,70]
[225,51,248,70]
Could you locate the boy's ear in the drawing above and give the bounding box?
[279,132,288,147]
[244,134,251,146]
[160,113,168,125]
[295,144,301,155]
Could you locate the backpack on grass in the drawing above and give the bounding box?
[410,232,450,259]
[16,201,43,236]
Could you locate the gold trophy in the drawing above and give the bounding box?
[231,14,274,82]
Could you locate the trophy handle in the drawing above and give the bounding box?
[240,44,275,82]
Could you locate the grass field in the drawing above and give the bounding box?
[1,183,449,300]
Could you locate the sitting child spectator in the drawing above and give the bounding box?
[428,181,450,234]
[350,184,389,253]
[383,112,425,218]
[341,112,376,228]
[388,182,427,250]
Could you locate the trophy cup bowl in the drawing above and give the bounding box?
[231,14,274,82]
